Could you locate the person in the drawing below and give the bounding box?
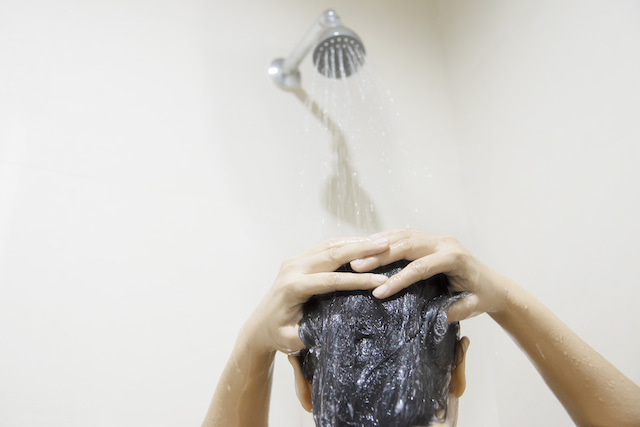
[202,230,640,427]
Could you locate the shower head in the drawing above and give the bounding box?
[312,26,365,78]
[269,10,366,88]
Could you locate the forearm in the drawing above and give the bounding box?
[202,324,276,427]
[200,235,393,426]
[490,280,640,426]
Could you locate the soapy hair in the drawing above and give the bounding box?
[298,260,460,427]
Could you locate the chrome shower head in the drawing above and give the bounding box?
[269,10,366,88]
[313,26,366,78]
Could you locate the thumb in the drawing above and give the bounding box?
[447,293,482,323]
[280,324,305,355]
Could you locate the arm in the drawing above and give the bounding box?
[353,229,640,427]
[489,279,640,427]
[202,235,391,427]
[201,323,275,427]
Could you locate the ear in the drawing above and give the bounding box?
[449,336,470,398]
[287,355,313,412]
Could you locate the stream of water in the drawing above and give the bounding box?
[302,45,399,234]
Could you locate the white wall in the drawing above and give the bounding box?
[0,0,637,426]
[438,0,640,425]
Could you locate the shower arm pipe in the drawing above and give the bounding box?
[270,10,342,88]
[282,10,341,74]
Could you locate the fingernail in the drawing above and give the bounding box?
[372,284,388,299]
[372,274,387,285]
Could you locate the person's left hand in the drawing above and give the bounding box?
[243,235,391,355]
[350,229,510,322]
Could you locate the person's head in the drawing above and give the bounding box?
[289,260,469,427]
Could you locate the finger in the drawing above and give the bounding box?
[302,236,372,256]
[297,271,388,297]
[304,233,390,256]
[371,251,456,299]
[305,235,390,273]
[368,229,444,250]
[446,294,482,322]
[350,230,444,272]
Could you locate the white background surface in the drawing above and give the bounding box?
[1,1,638,426]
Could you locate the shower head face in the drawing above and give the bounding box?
[312,27,366,79]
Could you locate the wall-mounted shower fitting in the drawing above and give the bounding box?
[268,9,366,88]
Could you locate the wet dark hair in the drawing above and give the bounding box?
[298,260,460,427]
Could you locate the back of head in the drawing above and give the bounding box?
[298,260,460,427]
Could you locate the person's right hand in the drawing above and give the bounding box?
[243,234,391,355]
[349,229,515,322]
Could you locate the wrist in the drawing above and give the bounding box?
[238,314,276,357]
[483,266,520,318]
[487,275,527,324]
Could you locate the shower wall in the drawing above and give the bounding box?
[0,0,638,426]
[438,0,640,425]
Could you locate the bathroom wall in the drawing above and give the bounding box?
[1,0,637,426]
[438,0,640,425]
